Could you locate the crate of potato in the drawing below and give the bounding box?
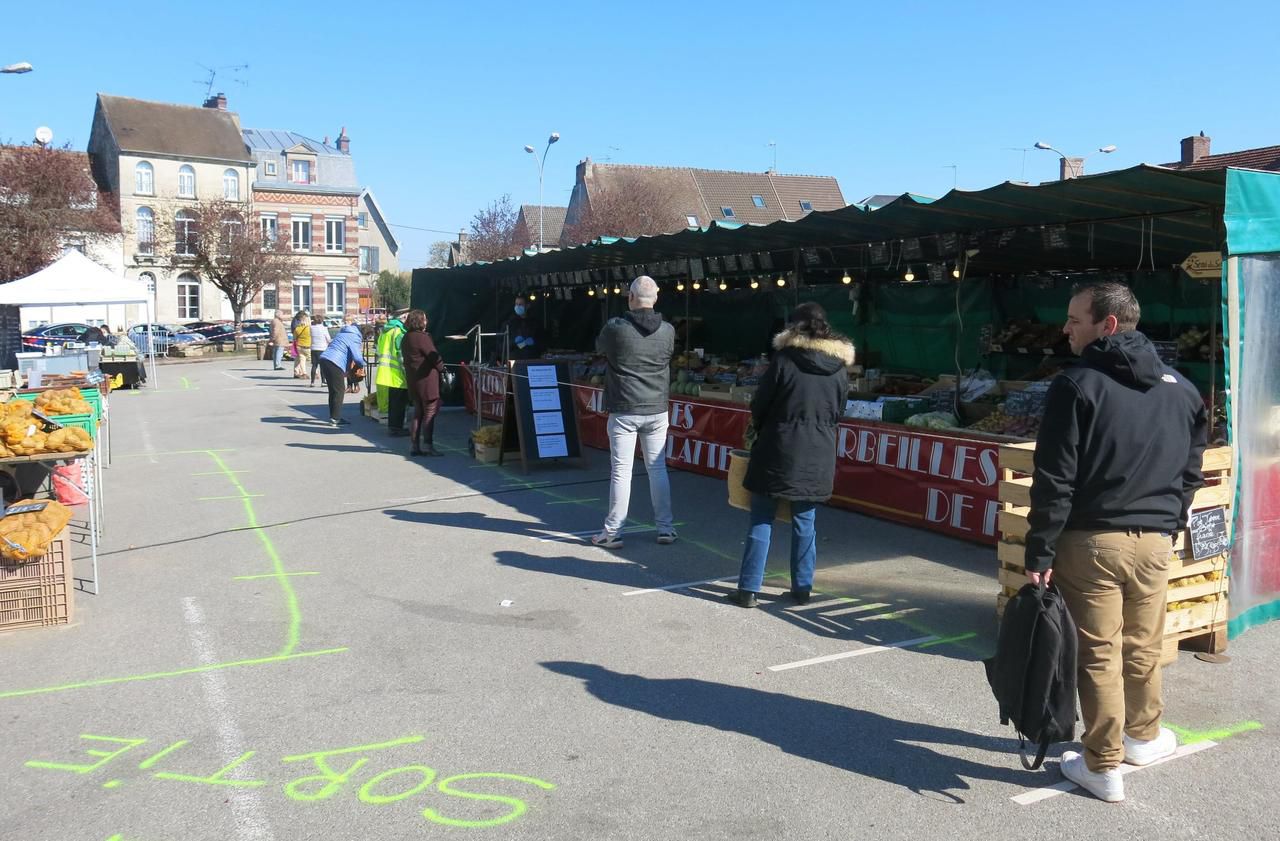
[0,523,74,631]
[995,442,1232,663]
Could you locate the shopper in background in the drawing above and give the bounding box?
[504,294,541,361]
[309,315,331,387]
[591,276,677,549]
[376,313,410,436]
[1024,282,1207,803]
[401,309,447,457]
[292,310,312,379]
[318,315,366,427]
[269,312,289,371]
[727,302,853,609]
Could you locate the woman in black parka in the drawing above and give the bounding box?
[728,302,854,608]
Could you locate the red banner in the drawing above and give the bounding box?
[482,376,999,545]
[830,420,1000,544]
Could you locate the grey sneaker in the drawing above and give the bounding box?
[1059,751,1124,803]
[591,532,623,549]
[656,531,678,545]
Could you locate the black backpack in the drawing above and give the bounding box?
[984,582,1078,769]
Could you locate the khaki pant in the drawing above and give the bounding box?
[1054,529,1173,772]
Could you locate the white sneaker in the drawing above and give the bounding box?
[1123,727,1178,766]
[1059,751,1124,803]
[590,532,623,549]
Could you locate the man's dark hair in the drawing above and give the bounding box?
[1071,281,1140,331]
[787,301,835,340]
[515,294,529,303]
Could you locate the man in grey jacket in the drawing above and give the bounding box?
[592,276,677,549]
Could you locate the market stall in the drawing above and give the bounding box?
[425,165,1280,640]
[0,250,158,386]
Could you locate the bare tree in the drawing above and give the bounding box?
[560,171,682,246]
[0,143,119,282]
[155,199,301,344]
[427,240,451,268]
[466,194,520,263]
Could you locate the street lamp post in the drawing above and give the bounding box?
[1034,141,1117,179]
[523,132,560,252]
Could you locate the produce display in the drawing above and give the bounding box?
[471,425,503,448]
[968,407,1042,439]
[991,320,1068,353]
[1167,569,1226,611]
[903,411,960,430]
[1175,326,1222,361]
[34,388,93,416]
[0,401,94,457]
[0,499,73,562]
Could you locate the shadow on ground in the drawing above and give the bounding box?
[543,660,1043,802]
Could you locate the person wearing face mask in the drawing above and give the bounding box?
[504,295,541,361]
[1023,281,1207,803]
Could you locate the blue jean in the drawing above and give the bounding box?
[737,492,817,593]
[602,413,674,536]
[272,345,284,368]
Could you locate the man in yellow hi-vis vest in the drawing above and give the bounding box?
[375,314,409,435]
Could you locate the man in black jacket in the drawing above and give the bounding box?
[1026,281,1207,803]
[590,276,677,549]
[504,295,541,361]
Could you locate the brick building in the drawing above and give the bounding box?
[1162,132,1280,173]
[242,127,360,317]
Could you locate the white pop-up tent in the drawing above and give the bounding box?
[0,250,158,386]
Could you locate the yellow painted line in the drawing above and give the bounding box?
[199,494,265,501]
[233,572,321,581]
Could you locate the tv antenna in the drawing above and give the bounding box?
[1005,147,1033,182]
[601,145,623,162]
[194,63,250,98]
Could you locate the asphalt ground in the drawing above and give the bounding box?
[1,357,1276,841]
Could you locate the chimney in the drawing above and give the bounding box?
[203,92,228,111]
[336,127,350,154]
[1059,156,1084,180]
[457,230,468,245]
[1181,132,1211,165]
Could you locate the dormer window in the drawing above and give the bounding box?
[264,160,277,177]
[291,159,312,183]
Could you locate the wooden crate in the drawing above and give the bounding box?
[996,444,1232,663]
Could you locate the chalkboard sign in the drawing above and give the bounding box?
[501,360,584,470]
[1189,505,1230,561]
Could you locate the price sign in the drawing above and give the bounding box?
[1,501,49,519]
[1189,505,1230,561]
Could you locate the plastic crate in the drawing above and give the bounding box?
[0,528,73,631]
[0,526,70,590]
[879,397,931,424]
[12,389,102,426]
[49,413,96,441]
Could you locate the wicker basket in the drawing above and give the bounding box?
[726,449,791,523]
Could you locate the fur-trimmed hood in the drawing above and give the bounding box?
[772,329,855,373]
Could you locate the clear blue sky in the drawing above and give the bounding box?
[2,1,1275,268]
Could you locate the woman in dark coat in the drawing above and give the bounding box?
[728,302,854,608]
[401,309,446,456]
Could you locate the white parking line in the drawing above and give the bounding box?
[767,635,939,671]
[1011,740,1218,805]
[622,576,736,596]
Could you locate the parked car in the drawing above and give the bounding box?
[127,323,208,353]
[22,323,92,349]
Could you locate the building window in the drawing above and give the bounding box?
[752,195,765,208]
[262,285,278,311]
[177,274,200,319]
[260,213,278,243]
[721,206,735,219]
[325,217,345,252]
[134,161,154,195]
[291,218,311,251]
[685,215,698,227]
[359,246,379,273]
[264,160,277,176]
[291,159,311,184]
[358,212,368,229]
[223,169,240,200]
[136,206,155,254]
[138,271,156,294]
[799,200,813,212]
[174,210,198,256]
[293,278,313,313]
[178,165,196,198]
[325,278,346,315]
